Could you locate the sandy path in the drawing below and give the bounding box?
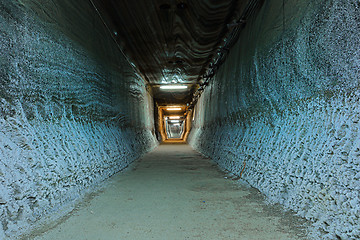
[31,144,308,240]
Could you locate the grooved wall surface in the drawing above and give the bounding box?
[0,0,157,238]
[189,0,360,239]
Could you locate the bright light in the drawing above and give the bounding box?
[168,116,181,119]
[169,120,180,123]
[166,107,182,111]
[160,85,187,90]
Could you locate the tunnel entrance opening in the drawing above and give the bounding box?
[165,117,185,139]
[156,104,193,143]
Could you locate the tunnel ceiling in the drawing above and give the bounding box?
[93,0,247,104]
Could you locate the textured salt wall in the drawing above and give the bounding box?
[0,0,156,238]
[189,0,360,239]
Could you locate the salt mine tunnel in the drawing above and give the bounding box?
[1,0,360,239]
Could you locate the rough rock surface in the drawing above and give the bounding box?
[189,0,360,239]
[0,0,156,238]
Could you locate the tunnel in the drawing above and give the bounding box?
[1,0,360,239]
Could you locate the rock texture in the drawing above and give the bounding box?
[0,0,156,238]
[189,0,360,239]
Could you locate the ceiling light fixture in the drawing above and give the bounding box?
[166,107,182,111]
[168,116,181,119]
[160,85,187,90]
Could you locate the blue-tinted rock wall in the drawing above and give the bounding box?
[189,0,360,239]
[0,0,156,238]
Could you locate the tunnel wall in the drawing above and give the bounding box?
[0,0,157,238]
[189,0,360,239]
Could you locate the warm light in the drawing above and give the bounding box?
[168,116,181,119]
[160,85,187,90]
[166,107,182,111]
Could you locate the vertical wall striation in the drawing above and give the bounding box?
[189,0,360,239]
[0,0,156,238]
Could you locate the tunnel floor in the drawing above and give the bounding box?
[30,144,309,240]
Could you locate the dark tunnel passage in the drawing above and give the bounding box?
[1,0,360,239]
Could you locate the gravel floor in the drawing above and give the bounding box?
[29,144,309,240]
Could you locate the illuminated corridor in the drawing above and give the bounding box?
[1,0,360,239]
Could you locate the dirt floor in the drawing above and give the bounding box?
[29,144,310,240]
